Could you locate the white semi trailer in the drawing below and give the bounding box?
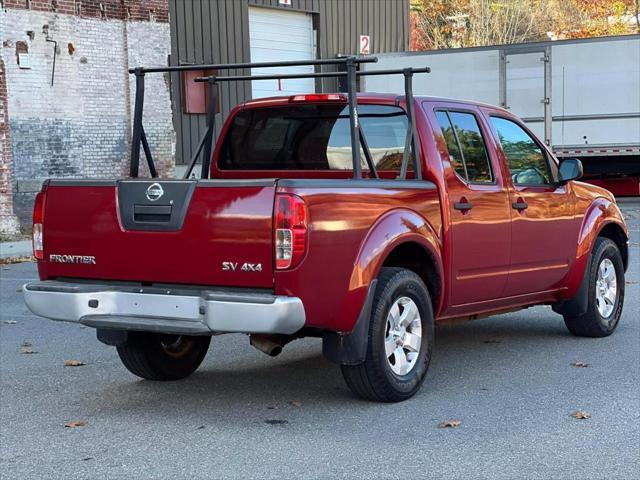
[362,34,640,195]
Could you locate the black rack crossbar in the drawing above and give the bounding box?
[128,56,377,74]
[192,67,431,83]
[127,56,430,181]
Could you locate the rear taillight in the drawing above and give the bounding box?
[32,189,47,260]
[274,194,307,270]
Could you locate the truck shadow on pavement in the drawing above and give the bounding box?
[90,307,617,419]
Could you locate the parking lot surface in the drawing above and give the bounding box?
[1,202,638,479]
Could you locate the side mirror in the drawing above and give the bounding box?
[558,158,583,184]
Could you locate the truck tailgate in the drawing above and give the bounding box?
[39,179,276,288]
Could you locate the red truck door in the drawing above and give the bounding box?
[487,115,578,296]
[430,106,512,306]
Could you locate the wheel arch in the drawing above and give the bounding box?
[324,209,443,366]
[381,241,442,316]
[598,222,629,272]
[555,198,629,316]
[349,207,444,317]
[565,198,629,297]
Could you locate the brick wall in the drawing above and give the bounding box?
[0,1,173,231]
[3,0,169,22]
[0,57,21,235]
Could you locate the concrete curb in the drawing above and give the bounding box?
[0,240,32,259]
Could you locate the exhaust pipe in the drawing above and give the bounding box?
[250,334,284,357]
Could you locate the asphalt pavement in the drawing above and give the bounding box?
[1,202,638,480]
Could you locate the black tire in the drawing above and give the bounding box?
[341,267,434,402]
[116,332,211,381]
[564,237,625,337]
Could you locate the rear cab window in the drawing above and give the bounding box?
[434,110,494,184]
[218,104,412,172]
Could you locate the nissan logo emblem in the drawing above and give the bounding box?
[145,182,164,202]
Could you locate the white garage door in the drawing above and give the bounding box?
[249,7,316,99]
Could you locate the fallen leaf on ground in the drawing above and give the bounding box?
[0,256,35,265]
[571,362,590,368]
[3,320,17,325]
[64,420,87,428]
[438,420,462,428]
[626,280,638,285]
[64,360,86,367]
[264,419,288,425]
[290,401,302,407]
[21,341,32,347]
[571,411,591,420]
[20,346,37,354]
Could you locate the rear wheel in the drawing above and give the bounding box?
[341,267,434,402]
[117,332,211,381]
[564,237,625,337]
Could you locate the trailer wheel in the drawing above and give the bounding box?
[117,332,210,381]
[341,267,434,402]
[564,237,625,337]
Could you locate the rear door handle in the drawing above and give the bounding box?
[512,201,528,210]
[453,201,473,211]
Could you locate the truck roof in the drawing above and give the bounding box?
[242,92,510,114]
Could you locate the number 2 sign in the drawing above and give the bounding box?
[359,35,370,55]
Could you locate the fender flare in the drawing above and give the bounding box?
[348,208,443,300]
[323,208,443,365]
[553,198,628,316]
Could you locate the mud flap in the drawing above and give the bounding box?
[97,329,129,347]
[322,280,377,365]
[552,261,590,317]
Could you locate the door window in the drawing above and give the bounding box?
[490,116,555,186]
[435,110,493,183]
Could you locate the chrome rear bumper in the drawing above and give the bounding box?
[23,281,305,335]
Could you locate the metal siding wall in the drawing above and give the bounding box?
[170,0,408,164]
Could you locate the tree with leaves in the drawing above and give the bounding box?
[410,0,639,51]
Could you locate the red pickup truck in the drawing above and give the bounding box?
[23,59,629,402]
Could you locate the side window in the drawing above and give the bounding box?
[435,111,465,179]
[435,110,493,183]
[490,116,552,186]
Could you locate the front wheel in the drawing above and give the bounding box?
[564,237,625,337]
[117,332,211,381]
[341,267,434,402]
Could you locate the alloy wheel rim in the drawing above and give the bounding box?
[595,258,617,319]
[385,296,422,376]
[160,335,194,358]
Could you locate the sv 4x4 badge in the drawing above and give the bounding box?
[222,262,262,272]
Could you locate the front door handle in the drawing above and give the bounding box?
[512,200,528,211]
[453,201,473,212]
